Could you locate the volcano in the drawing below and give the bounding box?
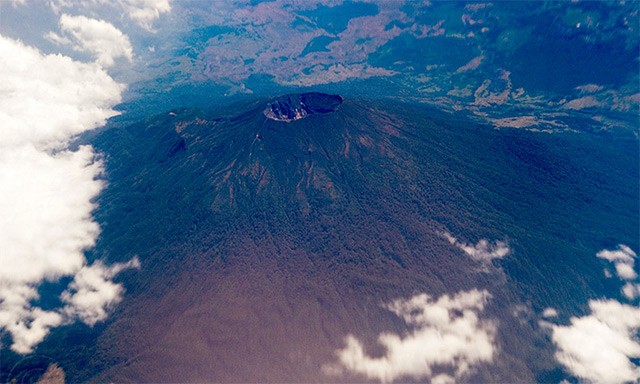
[264,92,343,121]
[5,94,637,383]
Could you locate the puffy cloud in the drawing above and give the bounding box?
[597,244,637,264]
[61,257,141,325]
[47,14,133,68]
[542,307,558,319]
[0,145,102,286]
[332,289,496,383]
[0,37,122,149]
[0,256,139,354]
[596,245,639,300]
[544,246,640,383]
[615,263,638,281]
[622,283,640,301]
[545,300,640,384]
[0,305,64,355]
[442,232,510,267]
[122,0,171,31]
[0,35,135,353]
[49,0,170,31]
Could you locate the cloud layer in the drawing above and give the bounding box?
[0,35,134,353]
[546,300,640,384]
[332,289,496,383]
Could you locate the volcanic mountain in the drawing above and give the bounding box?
[264,92,344,121]
[6,94,636,383]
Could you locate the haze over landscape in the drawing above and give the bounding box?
[0,1,639,383]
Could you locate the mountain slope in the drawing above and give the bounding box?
[14,95,637,383]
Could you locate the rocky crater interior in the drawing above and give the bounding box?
[264,92,343,122]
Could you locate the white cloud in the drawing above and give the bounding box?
[122,0,171,31]
[442,232,510,267]
[542,307,558,319]
[596,245,639,300]
[544,246,640,383]
[545,300,640,384]
[596,244,637,264]
[49,0,170,31]
[61,257,141,325]
[615,263,638,281]
[0,35,135,353]
[431,374,455,384]
[331,289,496,383]
[0,304,63,355]
[47,14,133,68]
[0,145,102,285]
[0,36,122,149]
[622,283,640,301]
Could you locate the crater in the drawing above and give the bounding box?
[264,92,343,122]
